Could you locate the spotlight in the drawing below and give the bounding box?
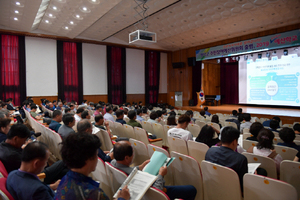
[244,55,248,61]
[258,54,262,59]
[217,59,220,63]
[283,49,288,56]
[236,56,240,61]
[226,58,229,62]
[273,50,276,55]
[266,52,270,57]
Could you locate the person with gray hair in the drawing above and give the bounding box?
[0,112,6,119]
[0,109,10,118]
[77,119,93,133]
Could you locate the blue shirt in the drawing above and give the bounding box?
[0,132,7,143]
[136,115,145,121]
[205,111,211,116]
[116,119,127,125]
[49,120,62,132]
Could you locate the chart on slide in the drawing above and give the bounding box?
[246,54,300,106]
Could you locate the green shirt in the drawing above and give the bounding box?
[30,111,37,118]
[126,119,142,129]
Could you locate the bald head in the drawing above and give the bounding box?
[113,141,133,161]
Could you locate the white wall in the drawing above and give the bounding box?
[25,37,57,96]
[126,48,145,94]
[159,52,168,93]
[82,43,107,95]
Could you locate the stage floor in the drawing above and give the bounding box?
[179,104,300,124]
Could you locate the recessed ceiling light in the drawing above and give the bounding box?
[65,26,69,30]
[70,21,74,24]
[49,13,53,17]
[82,7,87,11]
[91,0,96,2]
[14,17,18,21]
[76,14,80,18]
[45,20,49,23]
[16,2,20,5]
[14,10,19,14]
[53,6,57,10]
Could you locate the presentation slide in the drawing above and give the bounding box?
[239,50,300,107]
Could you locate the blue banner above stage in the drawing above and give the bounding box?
[196,29,300,61]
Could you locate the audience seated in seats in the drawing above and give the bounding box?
[136,109,145,122]
[77,119,113,162]
[56,102,63,110]
[247,128,283,173]
[53,100,58,110]
[74,107,84,122]
[246,122,264,141]
[277,127,300,151]
[55,133,129,200]
[185,110,195,123]
[45,100,50,109]
[112,106,118,115]
[103,106,114,122]
[269,120,279,133]
[237,108,243,118]
[87,102,94,110]
[123,108,129,118]
[147,111,158,124]
[93,115,109,131]
[142,106,149,118]
[167,115,177,126]
[111,140,197,200]
[7,142,59,200]
[30,104,42,120]
[262,116,281,128]
[225,110,241,130]
[48,102,55,111]
[58,113,76,140]
[0,109,10,118]
[162,109,167,117]
[138,101,143,109]
[126,110,143,129]
[6,98,15,111]
[293,123,300,135]
[204,106,211,117]
[81,110,91,120]
[240,113,252,133]
[200,110,206,118]
[156,110,163,121]
[93,104,103,117]
[168,106,175,114]
[115,109,126,125]
[211,115,222,129]
[49,110,63,132]
[169,111,176,116]
[196,124,220,147]
[63,107,71,114]
[0,118,11,143]
[205,126,248,192]
[167,114,193,141]
[69,104,76,114]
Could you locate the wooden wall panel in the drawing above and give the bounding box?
[83,95,108,104]
[126,94,145,105]
[30,96,58,105]
[158,93,168,104]
[202,61,220,95]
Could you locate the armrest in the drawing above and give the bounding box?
[149,138,163,142]
[37,172,46,180]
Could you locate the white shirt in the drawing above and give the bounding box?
[240,121,252,133]
[253,146,283,172]
[104,112,114,122]
[74,114,81,122]
[167,127,193,141]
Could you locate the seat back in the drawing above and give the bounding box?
[44,126,62,160]
[105,162,128,194]
[107,120,115,135]
[152,123,165,145]
[134,127,150,145]
[225,121,238,129]
[195,121,206,130]
[187,140,209,165]
[163,125,174,147]
[167,136,188,155]
[243,128,250,133]
[201,160,242,200]
[171,151,203,200]
[93,127,113,151]
[273,137,283,145]
[242,152,277,179]
[187,124,201,137]
[91,158,113,199]
[206,122,220,132]
[129,138,150,166]
[143,187,170,200]
[0,178,14,200]
[114,122,126,137]
[244,173,297,200]
[123,124,136,139]
[274,145,298,161]
[141,121,154,133]
[280,160,300,198]
[242,140,258,151]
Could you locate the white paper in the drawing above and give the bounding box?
[248,163,261,174]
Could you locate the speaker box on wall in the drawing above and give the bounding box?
[188,57,196,66]
[172,62,185,68]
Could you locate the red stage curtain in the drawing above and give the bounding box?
[0,35,26,106]
[145,51,160,105]
[107,46,126,105]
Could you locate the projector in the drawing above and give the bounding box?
[129,30,156,46]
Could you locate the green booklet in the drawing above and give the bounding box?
[143,151,175,176]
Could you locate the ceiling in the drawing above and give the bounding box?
[0,0,300,51]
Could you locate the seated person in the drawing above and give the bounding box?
[200,110,206,118]
[136,109,145,122]
[211,115,222,129]
[204,107,211,116]
[277,127,300,151]
[167,115,177,126]
[30,104,42,120]
[7,142,59,200]
[246,122,264,141]
[262,116,281,127]
[247,128,283,173]
[293,123,300,135]
[205,126,248,191]
[0,118,11,143]
[240,113,252,133]
[147,111,158,124]
[93,104,103,117]
[48,102,55,111]
[93,115,111,136]
[237,108,243,118]
[55,133,129,200]
[49,110,63,132]
[167,114,193,141]
[56,102,63,110]
[81,110,91,120]
[74,107,84,122]
[269,120,279,133]
[226,110,240,130]
[141,107,149,118]
[126,110,143,129]
[115,109,126,125]
[195,125,220,147]
[185,110,195,123]
[104,106,115,122]
[111,141,197,200]
[57,113,76,140]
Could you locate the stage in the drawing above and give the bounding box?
[178,104,300,124]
